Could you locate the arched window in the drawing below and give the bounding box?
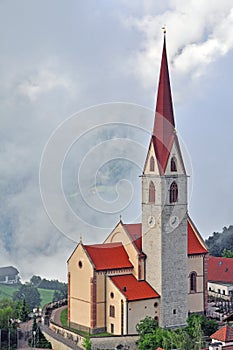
[171,156,177,172]
[150,156,155,171]
[190,272,197,293]
[169,181,178,203]
[149,181,155,203]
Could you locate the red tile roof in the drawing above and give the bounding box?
[84,243,133,271]
[152,35,175,174]
[208,256,233,283]
[110,274,159,301]
[211,325,233,342]
[123,217,207,256]
[188,218,208,255]
[124,223,142,251]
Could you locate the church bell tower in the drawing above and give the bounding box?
[142,32,188,328]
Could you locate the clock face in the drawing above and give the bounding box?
[170,215,179,228]
[148,215,156,228]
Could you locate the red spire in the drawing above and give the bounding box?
[152,33,175,174]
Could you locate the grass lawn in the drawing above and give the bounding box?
[38,288,55,307]
[0,284,19,299]
[60,308,111,337]
[60,307,68,327]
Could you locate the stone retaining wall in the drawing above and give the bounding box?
[48,322,139,350]
[49,322,84,348]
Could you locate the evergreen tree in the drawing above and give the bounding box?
[19,299,29,322]
[29,315,52,349]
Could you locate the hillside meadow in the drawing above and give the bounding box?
[0,284,54,307]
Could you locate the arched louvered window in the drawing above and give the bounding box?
[190,272,197,293]
[169,181,178,203]
[149,181,155,203]
[150,156,155,171]
[171,156,177,172]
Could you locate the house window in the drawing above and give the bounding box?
[190,272,197,293]
[150,156,155,171]
[173,309,176,315]
[78,261,83,268]
[169,181,178,203]
[110,305,115,317]
[171,157,177,172]
[218,289,221,294]
[223,290,225,295]
[149,181,155,203]
[110,292,114,299]
[111,323,114,334]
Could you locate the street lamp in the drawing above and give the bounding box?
[33,330,36,349]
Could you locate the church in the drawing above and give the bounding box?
[67,33,208,335]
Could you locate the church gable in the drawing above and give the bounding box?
[104,221,139,254]
[104,221,143,279]
[143,139,160,175]
[67,242,94,272]
[104,221,132,246]
[164,136,186,175]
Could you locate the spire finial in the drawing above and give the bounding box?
[162,25,166,35]
[120,214,122,221]
[80,234,83,243]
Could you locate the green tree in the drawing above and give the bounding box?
[29,315,52,349]
[205,225,233,256]
[137,318,165,350]
[53,288,67,301]
[201,317,218,336]
[187,313,218,338]
[222,248,233,258]
[0,298,21,327]
[13,284,41,310]
[136,316,158,336]
[137,315,216,350]
[30,275,42,286]
[0,305,13,328]
[19,299,30,322]
[82,335,92,350]
[186,314,204,349]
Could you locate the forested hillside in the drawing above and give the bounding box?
[205,225,233,256]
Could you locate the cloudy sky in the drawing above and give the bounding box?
[1,1,233,281]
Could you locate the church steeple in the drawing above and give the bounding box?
[142,32,188,328]
[152,32,176,174]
